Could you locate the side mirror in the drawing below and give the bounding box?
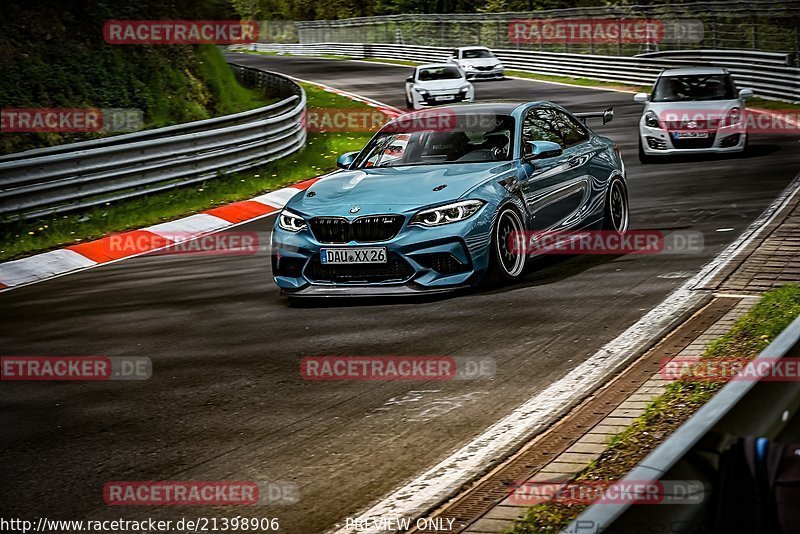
[524,141,563,161]
[337,151,358,169]
[739,88,754,99]
[633,92,649,104]
[406,76,414,83]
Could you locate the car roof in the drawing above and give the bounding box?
[659,67,729,76]
[379,101,570,132]
[457,46,491,51]
[438,102,521,114]
[391,102,524,119]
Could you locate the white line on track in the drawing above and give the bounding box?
[329,173,800,534]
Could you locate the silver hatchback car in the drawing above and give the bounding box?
[634,67,754,163]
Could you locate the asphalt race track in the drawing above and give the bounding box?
[2,53,800,532]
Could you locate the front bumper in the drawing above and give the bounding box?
[639,122,747,155]
[272,211,493,297]
[464,67,504,80]
[413,91,472,108]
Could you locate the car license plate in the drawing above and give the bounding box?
[674,131,709,139]
[321,247,387,264]
[435,95,455,102]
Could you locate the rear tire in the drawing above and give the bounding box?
[487,206,527,283]
[603,178,630,233]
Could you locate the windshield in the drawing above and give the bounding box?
[652,74,737,102]
[462,49,494,59]
[352,114,515,168]
[418,67,463,81]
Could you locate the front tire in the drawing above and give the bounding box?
[487,206,527,283]
[603,178,630,233]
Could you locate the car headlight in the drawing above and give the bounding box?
[493,64,503,69]
[644,111,660,128]
[410,200,485,227]
[414,87,429,95]
[459,85,470,92]
[724,106,742,126]
[278,209,307,232]
[464,64,476,70]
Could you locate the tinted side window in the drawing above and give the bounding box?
[521,108,588,149]
[521,107,563,146]
[556,111,589,147]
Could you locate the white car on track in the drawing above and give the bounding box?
[448,46,505,80]
[634,67,754,163]
[405,64,475,110]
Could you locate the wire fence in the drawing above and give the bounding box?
[258,1,800,62]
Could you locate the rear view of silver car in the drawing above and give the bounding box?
[634,67,753,163]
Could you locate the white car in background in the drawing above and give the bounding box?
[448,46,504,80]
[404,64,475,110]
[634,67,753,163]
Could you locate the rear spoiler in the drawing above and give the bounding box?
[574,107,614,125]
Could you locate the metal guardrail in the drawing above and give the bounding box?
[569,313,800,533]
[245,42,800,102]
[0,64,306,222]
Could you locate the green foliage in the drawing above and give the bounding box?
[0,1,267,154]
[228,0,605,19]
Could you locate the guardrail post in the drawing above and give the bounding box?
[711,18,718,49]
[796,16,800,65]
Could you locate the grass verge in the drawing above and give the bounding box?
[505,69,649,93]
[510,284,800,533]
[0,83,374,262]
[749,98,800,111]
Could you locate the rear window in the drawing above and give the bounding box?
[652,74,737,102]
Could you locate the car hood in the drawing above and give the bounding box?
[415,79,468,91]
[287,162,511,217]
[460,57,500,67]
[646,99,740,117]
